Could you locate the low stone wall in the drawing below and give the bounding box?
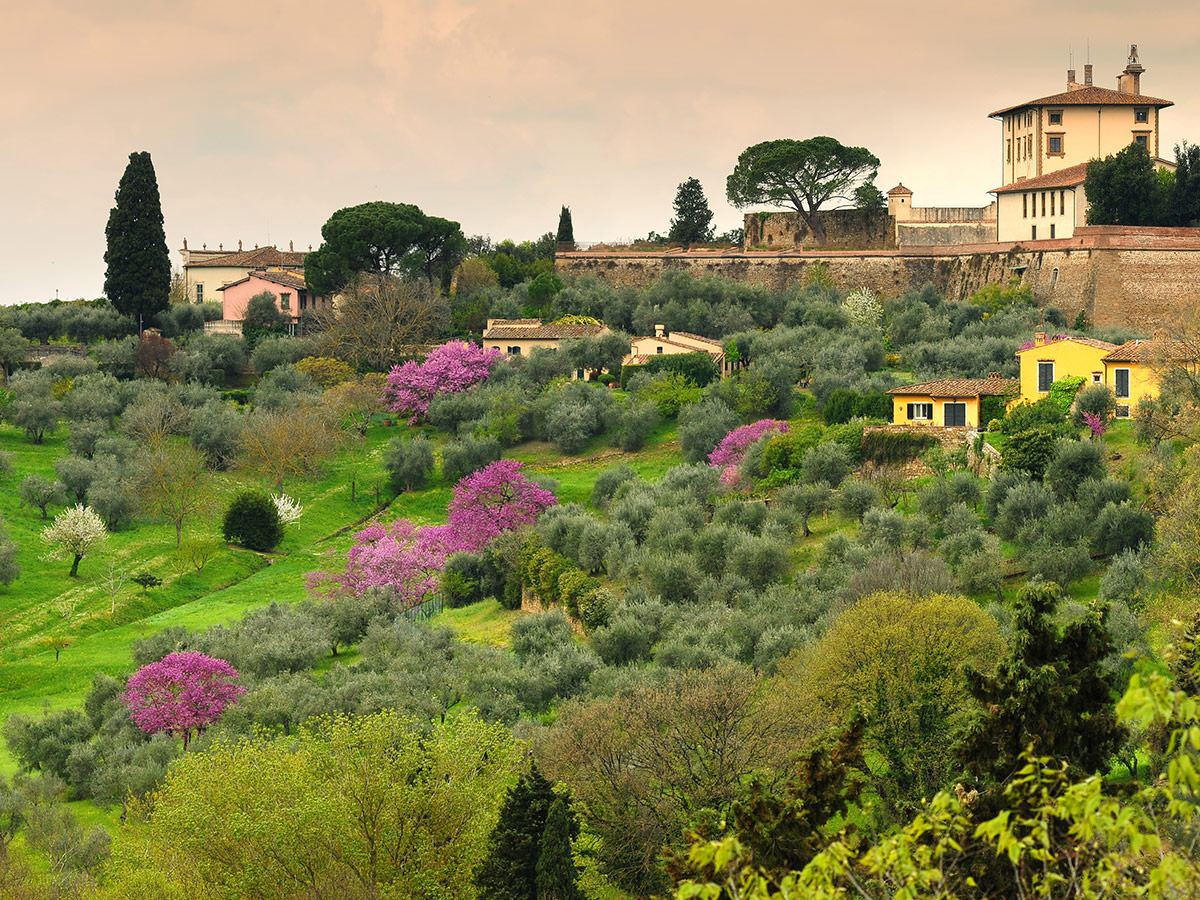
[743,210,893,250]
[897,222,997,246]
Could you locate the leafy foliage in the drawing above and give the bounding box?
[221,490,284,552]
[104,151,170,324]
[123,651,245,748]
[383,341,503,423]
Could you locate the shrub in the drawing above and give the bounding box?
[294,356,355,388]
[1073,383,1116,427]
[222,490,284,552]
[1046,375,1088,413]
[800,441,851,488]
[621,352,719,388]
[1093,502,1155,556]
[441,434,502,484]
[822,388,890,425]
[1044,439,1106,500]
[678,397,739,463]
[613,400,660,452]
[994,481,1054,542]
[999,397,1067,435]
[591,465,638,509]
[838,480,882,521]
[634,372,702,417]
[383,436,435,493]
[187,400,244,470]
[19,474,66,519]
[1000,425,1060,479]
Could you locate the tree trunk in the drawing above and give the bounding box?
[175,519,183,548]
[69,554,82,577]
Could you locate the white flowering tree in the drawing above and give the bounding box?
[843,287,882,329]
[42,504,107,577]
[272,494,304,526]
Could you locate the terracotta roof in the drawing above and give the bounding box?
[483,319,605,340]
[990,85,1173,118]
[1104,338,1196,363]
[991,163,1089,195]
[218,270,309,292]
[669,331,723,348]
[887,183,913,195]
[185,246,307,268]
[632,335,723,356]
[888,378,1018,398]
[1015,335,1119,354]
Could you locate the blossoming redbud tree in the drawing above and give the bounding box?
[382,341,504,424]
[311,460,556,609]
[708,419,790,489]
[123,651,245,748]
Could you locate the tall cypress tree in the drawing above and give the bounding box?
[476,764,558,900]
[104,151,171,328]
[668,177,714,246]
[535,798,584,900]
[556,206,574,244]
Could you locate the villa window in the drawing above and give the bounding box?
[1023,194,1028,218]
[1007,139,1011,162]
[1135,107,1149,124]
[1050,224,1056,238]
[1114,368,1131,399]
[1050,267,1059,286]
[1050,192,1056,216]
[1060,190,1066,211]
[907,403,933,421]
[1037,361,1054,392]
[656,346,663,354]
[280,292,291,310]
[1092,372,1102,383]
[1041,192,1046,216]
[1031,225,1037,239]
[1135,134,1149,149]
[1048,135,1063,155]
[195,284,203,304]
[944,403,967,427]
[1049,110,1063,125]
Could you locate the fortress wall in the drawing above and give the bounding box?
[557,245,1200,332]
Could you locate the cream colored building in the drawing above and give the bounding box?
[482,319,608,379]
[625,325,732,375]
[989,46,1173,242]
[180,240,307,306]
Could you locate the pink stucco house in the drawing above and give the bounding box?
[216,270,327,333]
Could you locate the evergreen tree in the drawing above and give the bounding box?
[476,764,558,900]
[1171,140,1200,226]
[535,798,584,900]
[956,581,1125,786]
[556,206,574,244]
[668,176,715,246]
[1084,142,1169,226]
[104,151,171,328]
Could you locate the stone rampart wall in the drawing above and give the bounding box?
[556,242,1200,332]
[897,222,998,246]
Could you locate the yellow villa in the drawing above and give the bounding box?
[624,325,733,376]
[1013,333,1119,404]
[888,377,1017,428]
[1013,332,1196,417]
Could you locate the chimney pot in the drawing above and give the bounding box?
[654,324,665,337]
[1084,64,1093,85]
[183,238,188,250]
[238,240,242,251]
[989,372,1002,379]
[1067,67,1076,87]
[1034,332,1046,346]
[289,240,294,252]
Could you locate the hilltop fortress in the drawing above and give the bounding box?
[558,47,1200,331]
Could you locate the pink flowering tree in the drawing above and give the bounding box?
[123,651,246,748]
[382,341,504,423]
[312,460,556,607]
[1082,410,1109,439]
[708,419,790,489]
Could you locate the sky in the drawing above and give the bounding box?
[2,0,1199,305]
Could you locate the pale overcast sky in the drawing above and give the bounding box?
[2,0,1198,304]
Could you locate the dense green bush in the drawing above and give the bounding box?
[678,397,739,463]
[441,434,501,484]
[621,351,719,388]
[222,490,284,552]
[1000,425,1060,479]
[1093,502,1154,556]
[1044,439,1105,500]
[384,436,435,492]
[822,388,890,424]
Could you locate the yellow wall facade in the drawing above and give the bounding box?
[891,395,983,427]
[1015,339,1111,405]
[996,187,1082,241]
[1102,359,1160,415]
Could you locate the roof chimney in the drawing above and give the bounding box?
[289,240,294,252]
[1119,43,1143,94]
[1034,332,1046,346]
[1084,64,1093,86]
[654,324,665,338]
[1067,67,1076,88]
[182,238,188,250]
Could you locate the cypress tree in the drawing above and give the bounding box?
[556,206,574,244]
[956,581,1125,786]
[535,798,584,900]
[668,177,715,246]
[476,764,558,900]
[104,151,171,329]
